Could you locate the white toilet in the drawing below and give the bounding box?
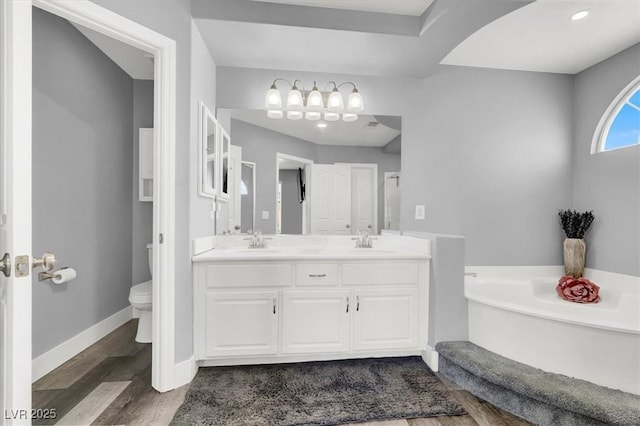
[129,243,153,343]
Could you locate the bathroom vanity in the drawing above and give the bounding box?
[192,235,431,366]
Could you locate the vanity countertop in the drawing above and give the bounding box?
[192,246,430,262]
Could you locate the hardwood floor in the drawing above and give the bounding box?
[32,320,532,425]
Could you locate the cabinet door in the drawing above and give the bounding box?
[282,290,350,354]
[205,291,278,357]
[354,288,418,351]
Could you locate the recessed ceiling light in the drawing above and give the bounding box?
[570,10,590,21]
[317,122,327,129]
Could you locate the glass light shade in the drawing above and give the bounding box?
[342,113,358,122]
[327,90,344,112]
[265,86,282,109]
[306,87,324,111]
[305,111,321,121]
[347,90,364,113]
[287,110,303,120]
[267,109,283,119]
[324,112,340,121]
[287,89,304,110]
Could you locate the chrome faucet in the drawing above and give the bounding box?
[352,230,375,248]
[245,231,270,249]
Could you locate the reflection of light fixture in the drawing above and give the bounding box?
[265,79,364,122]
[570,9,590,20]
[317,122,327,129]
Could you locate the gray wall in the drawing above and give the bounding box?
[91,0,196,362]
[32,9,134,357]
[572,44,640,277]
[217,66,574,266]
[132,80,154,284]
[280,170,303,234]
[230,118,401,234]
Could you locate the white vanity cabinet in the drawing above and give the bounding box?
[204,290,278,357]
[194,257,429,365]
[282,289,351,354]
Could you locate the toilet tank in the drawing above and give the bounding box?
[147,243,153,278]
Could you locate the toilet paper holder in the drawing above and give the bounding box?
[39,267,70,282]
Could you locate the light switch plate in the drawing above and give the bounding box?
[415,205,425,220]
[262,210,270,220]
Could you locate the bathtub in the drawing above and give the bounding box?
[465,266,640,395]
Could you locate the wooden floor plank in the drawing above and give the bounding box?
[55,381,130,425]
[33,320,144,391]
[408,415,478,426]
[450,390,532,426]
[33,357,126,425]
[346,420,410,426]
[103,344,152,382]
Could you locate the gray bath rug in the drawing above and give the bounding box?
[171,356,466,425]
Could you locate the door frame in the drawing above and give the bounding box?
[4,0,177,397]
[275,153,313,235]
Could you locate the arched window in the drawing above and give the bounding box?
[593,76,640,153]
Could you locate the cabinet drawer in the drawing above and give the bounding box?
[342,262,419,285]
[205,263,292,288]
[295,263,339,286]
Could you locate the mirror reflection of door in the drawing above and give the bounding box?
[385,172,401,231]
[277,154,313,235]
[241,161,256,234]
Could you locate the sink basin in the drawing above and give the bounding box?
[348,249,395,255]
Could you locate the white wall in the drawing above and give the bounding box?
[572,43,640,277]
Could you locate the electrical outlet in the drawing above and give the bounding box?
[415,205,425,220]
[262,210,270,220]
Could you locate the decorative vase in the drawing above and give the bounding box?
[563,238,586,278]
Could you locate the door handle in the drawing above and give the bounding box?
[346,296,349,313]
[33,252,56,272]
[273,298,276,314]
[356,295,360,312]
[0,253,11,278]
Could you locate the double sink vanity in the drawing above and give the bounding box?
[193,234,431,366]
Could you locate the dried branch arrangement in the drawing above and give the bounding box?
[558,209,594,239]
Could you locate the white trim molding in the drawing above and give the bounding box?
[32,306,133,382]
[422,345,439,371]
[174,356,198,388]
[32,0,177,392]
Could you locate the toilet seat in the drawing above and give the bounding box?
[130,280,152,305]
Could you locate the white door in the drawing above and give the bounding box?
[308,165,351,234]
[205,291,278,357]
[353,288,418,351]
[348,165,377,235]
[1,1,33,423]
[282,290,350,354]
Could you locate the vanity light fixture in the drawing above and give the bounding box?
[265,79,364,122]
[570,9,590,21]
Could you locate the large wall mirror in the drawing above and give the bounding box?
[217,108,401,236]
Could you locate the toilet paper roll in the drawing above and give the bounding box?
[52,268,77,284]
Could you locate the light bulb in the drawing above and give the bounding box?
[347,89,364,113]
[342,113,358,122]
[265,84,282,109]
[287,110,303,120]
[324,112,340,121]
[306,81,324,111]
[287,88,304,110]
[267,110,283,119]
[305,111,321,121]
[327,89,344,112]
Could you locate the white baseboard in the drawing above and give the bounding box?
[422,345,439,371]
[32,305,133,382]
[174,355,198,387]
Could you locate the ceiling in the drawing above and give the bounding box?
[250,0,434,16]
[230,109,401,147]
[193,0,529,78]
[442,0,640,74]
